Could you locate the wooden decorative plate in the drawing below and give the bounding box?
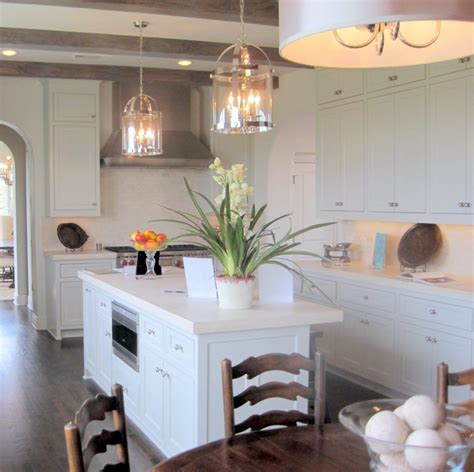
[57,223,89,250]
[397,224,442,269]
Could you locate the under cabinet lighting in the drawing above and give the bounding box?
[2,50,17,57]
[177,60,193,67]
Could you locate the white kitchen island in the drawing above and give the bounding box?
[78,268,342,457]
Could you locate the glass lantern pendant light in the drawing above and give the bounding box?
[211,0,274,134]
[122,21,163,156]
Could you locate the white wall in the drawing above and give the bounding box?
[0,77,46,325]
[43,166,212,250]
[342,220,474,276]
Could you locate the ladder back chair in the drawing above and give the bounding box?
[64,384,130,472]
[437,362,474,410]
[221,352,326,438]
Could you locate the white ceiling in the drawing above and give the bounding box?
[0,2,287,72]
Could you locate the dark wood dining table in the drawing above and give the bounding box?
[152,424,370,471]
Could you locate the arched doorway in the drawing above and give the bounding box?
[0,125,30,306]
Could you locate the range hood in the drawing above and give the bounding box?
[100,82,214,168]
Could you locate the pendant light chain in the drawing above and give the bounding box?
[139,21,144,96]
[239,0,246,43]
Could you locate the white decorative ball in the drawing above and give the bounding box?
[404,429,447,471]
[402,395,444,430]
[380,452,416,472]
[437,423,463,446]
[394,406,406,422]
[365,410,410,454]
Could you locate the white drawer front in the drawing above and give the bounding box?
[338,282,395,313]
[112,357,139,414]
[301,276,336,305]
[60,262,113,279]
[97,291,111,313]
[166,328,195,369]
[141,316,165,352]
[400,295,473,331]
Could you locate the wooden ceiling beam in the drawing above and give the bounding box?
[0,27,302,69]
[0,60,213,84]
[0,0,279,26]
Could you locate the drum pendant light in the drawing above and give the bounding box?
[211,0,274,134]
[279,0,474,68]
[122,21,163,156]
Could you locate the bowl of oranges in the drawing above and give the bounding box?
[130,230,167,252]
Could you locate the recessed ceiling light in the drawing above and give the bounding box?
[2,50,17,57]
[177,60,193,67]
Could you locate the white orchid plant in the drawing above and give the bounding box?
[153,158,333,283]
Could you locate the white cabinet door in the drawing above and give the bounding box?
[364,313,396,387]
[367,88,426,213]
[319,107,342,210]
[317,68,363,104]
[318,101,364,211]
[53,91,97,123]
[141,349,166,444]
[165,361,195,456]
[367,65,425,93]
[465,75,474,213]
[429,56,472,78]
[429,77,469,214]
[399,323,434,396]
[394,88,426,213]
[432,331,472,404]
[52,124,99,215]
[335,310,365,373]
[83,286,97,375]
[60,280,83,328]
[96,310,112,390]
[367,95,396,212]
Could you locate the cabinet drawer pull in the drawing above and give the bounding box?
[85,288,91,293]
[429,309,437,315]
[333,89,343,95]
[334,201,343,207]
[155,367,162,374]
[174,343,184,352]
[146,328,156,336]
[425,336,431,342]
[161,370,170,378]
[388,74,398,81]
[362,295,369,300]
[105,331,111,337]
[100,302,106,308]
[458,202,465,207]
[459,57,471,64]
[359,319,369,325]
[394,202,399,207]
[431,337,438,343]
[466,202,472,208]
[91,114,96,118]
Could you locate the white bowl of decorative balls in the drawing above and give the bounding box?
[339,397,473,471]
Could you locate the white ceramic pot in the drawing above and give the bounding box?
[215,275,255,309]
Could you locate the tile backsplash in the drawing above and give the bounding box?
[341,221,474,276]
[43,166,211,250]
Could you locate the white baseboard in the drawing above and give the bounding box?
[31,311,47,330]
[27,294,34,310]
[14,294,28,306]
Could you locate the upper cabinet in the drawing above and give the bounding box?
[47,80,101,217]
[367,88,426,213]
[316,61,473,224]
[317,68,363,104]
[429,76,473,215]
[429,56,473,78]
[318,101,364,211]
[366,65,425,93]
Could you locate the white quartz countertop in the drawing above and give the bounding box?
[45,250,117,261]
[298,260,474,304]
[78,268,343,335]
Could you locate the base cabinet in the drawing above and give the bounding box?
[83,285,97,375]
[96,309,112,389]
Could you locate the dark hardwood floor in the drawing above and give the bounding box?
[0,302,384,471]
[0,301,163,472]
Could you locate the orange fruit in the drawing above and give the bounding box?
[156,233,167,243]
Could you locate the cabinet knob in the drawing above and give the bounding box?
[431,337,438,343]
[105,331,111,337]
[394,202,399,207]
[425,336,431,342]
[161,370,170,378]
[362,295,369,300]
[388,74,398,81]
[155,367,162,374]
[334,89,343,95]
[458,57,471,64]
[146,328,156,336]
[91,114,96,118]
[429,309,437,315]
[466,202,472,208]
[85,288,91,293]
[100,302,106,308]
[92,202,97,207]
[174,343,184,352]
